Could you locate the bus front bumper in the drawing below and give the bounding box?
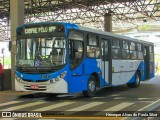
[15,77,68,93]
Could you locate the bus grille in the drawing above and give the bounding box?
[24,85,47,91]
[23,79,49,83]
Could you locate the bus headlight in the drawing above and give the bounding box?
[50,71,67,84]
[55,77,60,81]
[16,75,22,83]
[50,77,59,84]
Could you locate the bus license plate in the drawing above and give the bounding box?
[30,84,39,89]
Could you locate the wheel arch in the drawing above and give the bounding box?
[91,72,100,88]
[136,69,141,81]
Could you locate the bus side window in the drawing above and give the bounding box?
[68,30,84,69]
[122,41,130,59]
[69,40,83,68]
[87,34,100,58]
[137,44,143,59]
[112,39,121,59]
[130,42,137,59]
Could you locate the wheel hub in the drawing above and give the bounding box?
[136,75,139,84]
[89,81,95,92]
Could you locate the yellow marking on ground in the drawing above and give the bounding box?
[0,118,17,120]
[38,116,124,120]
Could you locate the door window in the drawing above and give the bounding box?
[101,40,109,60]
[68,30,84,69]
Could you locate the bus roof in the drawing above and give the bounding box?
[17,22,153,46]
[17,22,78,29]
[78,25,154,46]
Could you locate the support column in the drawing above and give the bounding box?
[10,0,24,90]
[104,13,112,32]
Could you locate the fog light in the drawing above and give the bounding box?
[15,75,20,82]
[55,77,60,81]
[16,77,22,82]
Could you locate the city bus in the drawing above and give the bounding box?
[12,22,154,97]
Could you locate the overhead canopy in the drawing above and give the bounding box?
[0,0,160,40]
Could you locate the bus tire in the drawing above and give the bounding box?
[127,72,140,88]
[83,76,96,97]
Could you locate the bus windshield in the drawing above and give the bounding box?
[16,37,66,67]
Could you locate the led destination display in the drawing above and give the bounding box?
[25,26,57,34]
[17,24,64,35]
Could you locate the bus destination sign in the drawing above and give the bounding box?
[18,24,64,35]
[25,26,56,34]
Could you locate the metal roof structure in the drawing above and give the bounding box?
[0,0,160,41]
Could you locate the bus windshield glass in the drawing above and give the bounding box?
[16,37,66,67]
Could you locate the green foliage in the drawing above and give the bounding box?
[0,57,11,68]
[155,54,160,64]
[138,25,150,31]
[156,3,160,10]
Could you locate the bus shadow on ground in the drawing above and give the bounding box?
[16,85,132,101]
[96,85,130,96]
[16,92,88,101]
[15,83,160,102]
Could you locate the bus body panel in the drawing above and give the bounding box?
[112,60,142,85]
[149,61,154,78]
[15,77,68,93]
[97,59,110,86]
[138,61,145,81]
[68,58,105,93]
[15,65,70,93]
[68,59,88,93]
[143,61,154,80]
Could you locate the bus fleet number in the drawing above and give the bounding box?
[40,75,51,79]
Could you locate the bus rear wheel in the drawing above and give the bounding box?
[127,72,140,88]
[83,76,97,97]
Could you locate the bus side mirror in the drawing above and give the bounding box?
[9,41,12,52]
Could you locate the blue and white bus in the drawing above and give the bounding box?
[13,22,154,97]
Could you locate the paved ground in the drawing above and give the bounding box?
[0,75,160,120]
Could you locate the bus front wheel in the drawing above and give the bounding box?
[127,72,140,88]
[83,76,97,97]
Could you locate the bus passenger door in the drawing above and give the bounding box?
[144,46,150,80]
[101,39,112,85]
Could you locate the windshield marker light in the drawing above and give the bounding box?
[21,74,23,78]
[60,71,67,78]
